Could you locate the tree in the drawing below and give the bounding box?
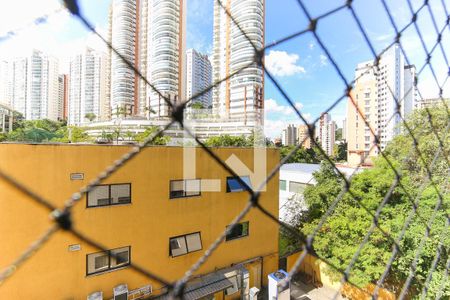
[204,134,253,147]
[6,119,64,143]
[11,111,25,131]
[296,105,449,298]
[51,126,90,143]
[134,126,170,145]
[333,141,347,162]
[190,102,205,109]
[124,131,136,141]
[279,145,320,164]
[85,113,97,122]
[335,127,343,141]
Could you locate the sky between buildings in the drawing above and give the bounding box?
[0,0,448,138]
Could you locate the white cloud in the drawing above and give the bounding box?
[0,5,108,74]
[264,98,312,138]
[319,54,328,66]
[308,41,315,50]
[0,0,62,32]
[265,50,306,77]
[265,98,303,115]
[264,119,287,138]
[264,117,312,139]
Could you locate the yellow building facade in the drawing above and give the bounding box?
[0,144,279,299]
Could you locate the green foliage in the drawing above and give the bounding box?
[333,141,347,162]
[124,131,136,141]
[204,134,254,147]
[84,113,97,122]
[11,111,25,131]
[190,102,205,109]
[51,126,91,143]
[297,105,449,297]
[134,126,170,145]
[335,127,343,141]
[279,145,321,163]
[5,119,66,143]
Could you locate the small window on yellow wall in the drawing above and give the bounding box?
[169,232,202,257]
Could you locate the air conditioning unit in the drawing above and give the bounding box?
[268,270,290,300]
[87,291,103,300]
[113,284,128,300]
[249,287,260,300]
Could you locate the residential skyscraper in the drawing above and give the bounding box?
[297,125,311,149]
[347,44,417,166]
[110,0,138,117]
[185,49,212,108]
[0,61,11,106]
[9,50,59,121]
[212,0,265,125]
[58,74,69,120]
[147,0,186,118]
[108,0,186,119]
[318,113,335,156]
[68,48,109,125]
[282,124,297,146]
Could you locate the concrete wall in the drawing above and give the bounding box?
[0,144,279,299]
[285,251,395,300]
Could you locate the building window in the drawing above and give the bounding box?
[289,181,307,194]
[86,246,130,275]
[169,232,202,257]
[226,222,249,241]
[170,179,201,199]
[226,176,252,193]
[279,180,286,191]
[87,184,131,207]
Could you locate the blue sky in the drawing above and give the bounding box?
[0,0,448,138]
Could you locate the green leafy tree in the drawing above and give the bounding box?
[335,127,343,141]
[333,141,347,162]
[204,134,254,147]
[296,105,449,298]
[6,119,64,142]
[279,145,320,163]
[84,113,97,122]
[190,102,205,109]
[124,131,136,141]
[135,126,170,145]
[51,126,91,143]
[11,111,25,131]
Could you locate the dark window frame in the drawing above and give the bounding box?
[226,176,252,193]
[169,179,201,199]
[169,231,203,257]
[86,183,132,208]
[225,222,249,241]
[86,246,131,276]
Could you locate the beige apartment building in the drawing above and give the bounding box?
[347,61,378,166]
[347,44,417,166]
[297,125,311,149]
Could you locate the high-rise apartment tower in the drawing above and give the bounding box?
[68,48,109,125]
[347,44,416,166]
[212,0,265,125]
